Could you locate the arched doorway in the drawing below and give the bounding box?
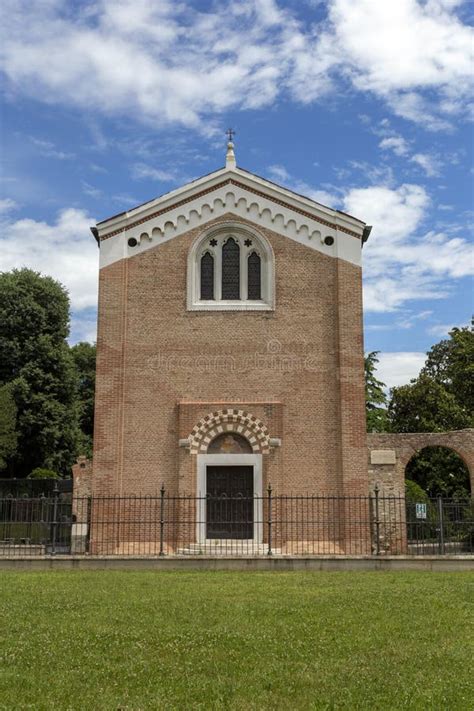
[405,446,471,499]
[404,446,472,554]
[197,432,263,543]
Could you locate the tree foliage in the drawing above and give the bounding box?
[405,479,428,503]
[0,383,18,471]
[71,342,96,458]
[422,327,474,415]
[388,326,473,497]
[364,352,389,432]
[27,467,60,480]
[0,269,81,477]
[388,373,470,433]
[405,447,470,498]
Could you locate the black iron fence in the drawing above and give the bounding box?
[0,486,472,557]
[0,478,72,498]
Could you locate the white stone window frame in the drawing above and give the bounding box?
[187,222,275,311]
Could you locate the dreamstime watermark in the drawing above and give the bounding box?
[145,339,321,374]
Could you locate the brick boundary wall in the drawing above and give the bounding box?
[367,429,474,496]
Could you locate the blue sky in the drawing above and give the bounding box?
[0,0,472,389]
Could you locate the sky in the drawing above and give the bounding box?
[0,0,473,390]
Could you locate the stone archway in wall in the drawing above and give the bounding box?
[367,429,474,496]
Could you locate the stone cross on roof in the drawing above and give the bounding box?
[225,128,236,168]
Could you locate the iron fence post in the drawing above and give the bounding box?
[267,483,273,556]
[159,484,165,556]
[50,482,59,555]
[374,484,381,556]
[437,496,445,555]
[85,496,92,553]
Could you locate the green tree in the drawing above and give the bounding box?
[0,269,80,477]
[364,351,389,432]
[388,348,472,498]
[405,447,470,498]
[71,342,96,457]
[422,326,474,415]
[0,383,18,471]
[388,373,470,433]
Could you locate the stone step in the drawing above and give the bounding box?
[177,540,279,556]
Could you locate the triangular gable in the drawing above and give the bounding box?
[93,164,370,269]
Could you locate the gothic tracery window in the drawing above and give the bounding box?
[221,237,240,299]
[247,251,261,300]
[190,225,273,310]
[200,252,214,300]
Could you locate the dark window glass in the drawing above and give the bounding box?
[200,252,214,300]
[247,252,261,300]
[222,237,240,299]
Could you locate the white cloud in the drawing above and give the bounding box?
[0,0,471,130]
[427,322,467,337]
[396,310,433,329]
[327,0,473,127]
[0,198,18,214]
[0,208,98,311]
[267,165,339,206]
[69,313,98,345]
[379,134,441,177]
[380,137,409,156]
[344,183,473,311]
[375,352,426,389]
[344,184,429,244]
[131,163,177,182]
[410,153,441,177]
[29,136,74,160]
[81,181,102,200]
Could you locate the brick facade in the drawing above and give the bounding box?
[90,160,371,553]
[92,212,368,500]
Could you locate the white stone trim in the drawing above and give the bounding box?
[98,179,363,270]
[188,408,271,454]
[96,166,364,236]
[196,453,263,544]
[187,222,274,311]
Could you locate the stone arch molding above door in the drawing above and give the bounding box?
[188,409,271,454]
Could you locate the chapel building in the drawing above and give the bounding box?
[90,140,372,546]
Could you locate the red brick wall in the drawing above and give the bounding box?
[92,213,368,499]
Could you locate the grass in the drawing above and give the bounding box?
[0,571,473,710]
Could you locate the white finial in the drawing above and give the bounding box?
[225,128,236,168]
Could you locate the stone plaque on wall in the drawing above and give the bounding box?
[370,449,396,465]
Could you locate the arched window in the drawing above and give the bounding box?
[247,252,261,300]
[188,223,274,311]
[200,252,214,300]
[222,237,240,299]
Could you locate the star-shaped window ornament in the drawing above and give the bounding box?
[244,238,253,247]
[209,238,218,247]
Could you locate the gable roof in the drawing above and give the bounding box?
[93,164,368,244]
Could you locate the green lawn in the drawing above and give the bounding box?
[0,571,473,710]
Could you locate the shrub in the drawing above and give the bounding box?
[405,479,428,503]
[27,467,60,480]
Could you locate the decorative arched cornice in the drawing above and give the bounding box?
[98,183,363,270]
[100,180,360,241]
[188,409,271,454]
